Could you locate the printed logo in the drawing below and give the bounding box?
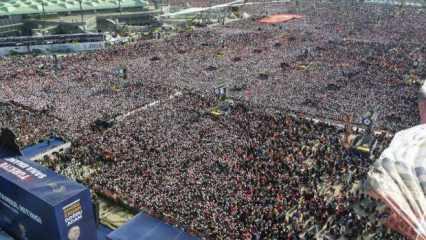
[68,225,81,240]
[63,199,83,226]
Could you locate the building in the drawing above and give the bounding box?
[0,0,151,36]
[0,0,148,16]
[0,15,23,37]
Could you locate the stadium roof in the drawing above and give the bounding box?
[0,0,147,16]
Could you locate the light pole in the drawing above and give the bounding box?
[78,0,85,30]
[41,0,46,16]
[78,0,84,23]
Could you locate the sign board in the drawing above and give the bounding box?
[0,144,96,240]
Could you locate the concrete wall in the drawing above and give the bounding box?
[0,41,105,56]
[0,15,23,26]
[0,15,23,36]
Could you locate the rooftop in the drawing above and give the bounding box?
[0,0,147,16]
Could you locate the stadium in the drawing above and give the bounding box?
[0,0,425,240]
[0,0,148,15]
[0,0,152,37]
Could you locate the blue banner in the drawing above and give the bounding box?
[107,213,198,240]
[0,143,96,240]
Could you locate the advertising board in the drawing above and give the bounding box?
[0,141,96,240]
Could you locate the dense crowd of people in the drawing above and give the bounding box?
[56,93,398,239]
[0,2,424,133]
[0,102,61,147]
[0,1,424,239]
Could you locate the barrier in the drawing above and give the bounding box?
[21,137,71,161]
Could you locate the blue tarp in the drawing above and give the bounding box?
[107,213,199,240]
[21,137,65,160]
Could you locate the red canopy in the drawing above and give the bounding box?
[258,14,303,24]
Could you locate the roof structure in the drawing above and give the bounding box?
[107,212,199,240]
[0,0,147,16]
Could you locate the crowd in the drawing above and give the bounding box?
[0,102,61,147]
[57,93,398,239]
[0,1,424,239]
[1,1,424,134]
[0,51,176,138]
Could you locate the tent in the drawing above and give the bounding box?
[368,124,426,240]
[258,14,303,24]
